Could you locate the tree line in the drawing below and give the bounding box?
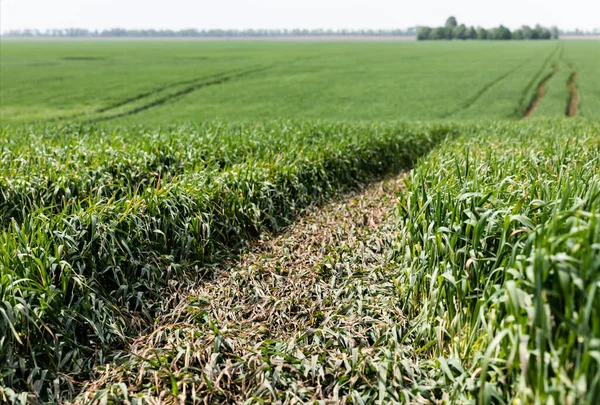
[417,17,559,40]
[4,24,595,39]
[1,28,416,38]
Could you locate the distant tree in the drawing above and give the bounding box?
[445,16,458,28]
[536,25,552,39]
[431,27,450,40]
[512,29,524,40]
[417,26,432,40]
[531,25,540,39]
[487,28,498,40]
[453,24,468,40]
[550,26,559,39]
[467,26,477,39]
[476,27,488,40]
[495,25,512,40]
[521,25,533,39]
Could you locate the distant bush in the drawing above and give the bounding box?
[418,17,557,40]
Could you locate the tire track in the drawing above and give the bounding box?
[49,69,247,122]
[86,64,274,122]
[522,63,558,119]
[52,55,318,123]
[566,64,579,117]
[512,45,560,118]
[442,56,536,118]
[77,173,409,403]
[84,56,317,123]
[94,69,248,114]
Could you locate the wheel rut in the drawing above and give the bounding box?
[443,56,535,118]
[87,64,274,122]
[77,173,412,403]
[522,63,558,119]
[566,64,579,117]
[512,45,560,118]
[53,56,317,123]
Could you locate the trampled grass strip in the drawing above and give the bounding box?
[76,173,415,403]
[74,119,600,405]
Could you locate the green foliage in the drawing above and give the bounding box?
[477,27,489,40]
[418,18,555,41]
[396,119,600,403]
[445,16,458,28]
[59,119,600,405]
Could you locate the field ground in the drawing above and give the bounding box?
[1,40,599,123]
[0,39,599,404]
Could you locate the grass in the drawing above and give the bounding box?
[396,119,600,403]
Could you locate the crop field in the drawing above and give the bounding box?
[2,40,600,123]
[0,39,599,404]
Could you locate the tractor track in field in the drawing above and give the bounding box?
[513,45,561,118]
[48,70,247,122]
[86,64,275,122]
[54,55,317,123]
[522,63,558,119]
[442,56,536,118]
[78,173,409,403]
[566,64,579,117]
[93,69,249,114]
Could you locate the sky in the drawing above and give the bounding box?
[1,0,598,33]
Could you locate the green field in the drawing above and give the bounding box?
[2,40,599,123]
[1,39,599,404]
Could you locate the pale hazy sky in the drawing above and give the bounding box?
[1,0,598,32]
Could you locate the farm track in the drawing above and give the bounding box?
[442,56,535,118]
[75,55,317,122]
[53,70,246,121]
[523,63,558,118]
[47,74,234,122]
[566,64,579,117]
[513,45,561,118]
[78,173,409,403]
[93,69,248,114]
[87,65,275,122]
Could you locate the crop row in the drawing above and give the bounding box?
[395,119,600,403]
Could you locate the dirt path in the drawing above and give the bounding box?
[566,64,579,117]
[77,173,422,404]
[523,63,558,118]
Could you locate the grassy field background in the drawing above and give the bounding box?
[2,40,598,123]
